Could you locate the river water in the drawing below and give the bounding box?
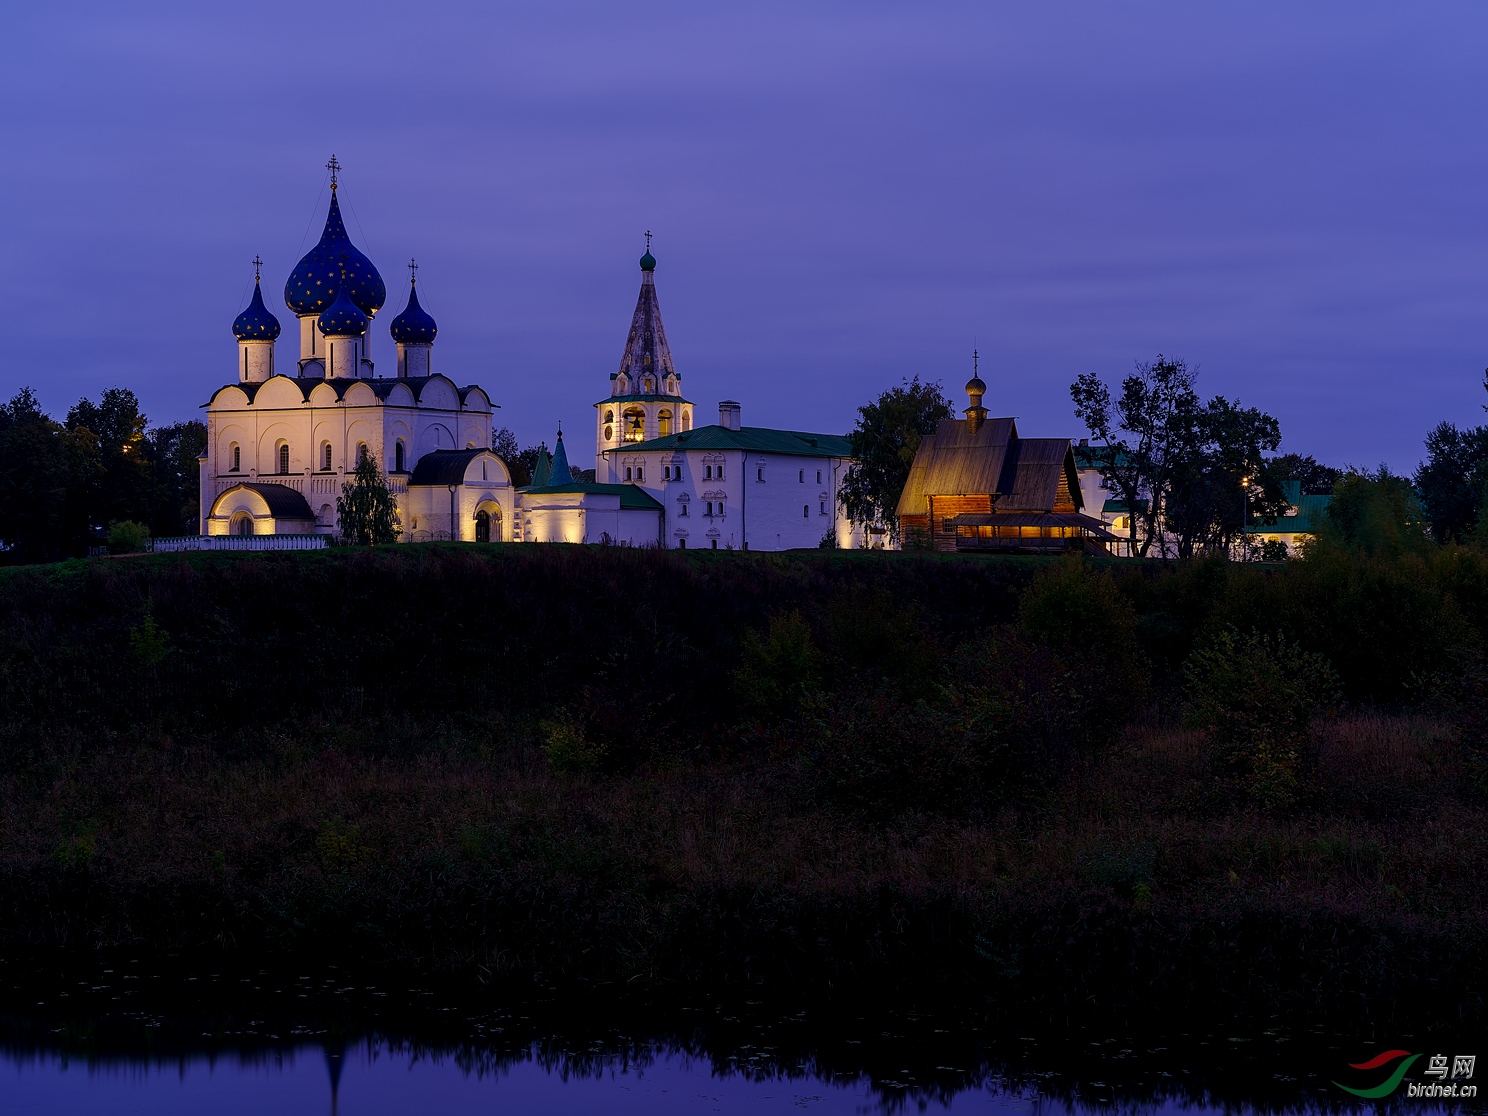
[1,961,1481,1114]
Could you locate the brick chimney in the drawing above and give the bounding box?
[719,401,741,431]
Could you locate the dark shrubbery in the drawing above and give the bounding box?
[1183,628,1339,809]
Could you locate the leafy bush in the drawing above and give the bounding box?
[799,629,1072,818]
[733,610,821,718]
[106,520,150,554]
[1184,628,1339,809]
[542,716,607,774]
[1018,556,1148,727]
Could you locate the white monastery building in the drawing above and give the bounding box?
[579,245,864,550]
[200,164,859,550]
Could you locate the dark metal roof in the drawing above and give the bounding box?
[408,449,490,486]
[897,417,1081,517]
[616,257,676,384]
[222,482,316,519]
[207,373,490,409]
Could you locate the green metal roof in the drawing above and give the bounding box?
[1073,445,1134,469]
[518,482,664,511]
[1247,492,1330,535]
[616,423,853,459]
[1101,498,1146,514]
[594,393,692,405]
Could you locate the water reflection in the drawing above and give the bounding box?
[5,1038,1043,1114]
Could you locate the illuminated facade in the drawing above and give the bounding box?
[592,250,863,551]
[201,167,511,540]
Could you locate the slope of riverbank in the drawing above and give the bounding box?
[0,545,1484,1029]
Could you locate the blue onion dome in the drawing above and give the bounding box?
[283,192,386,317]
[232,278,281,341]
[317,276,369,337]
[389,281,437,344]
[639,249,656,272]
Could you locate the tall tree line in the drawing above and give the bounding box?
[0,387,205,563]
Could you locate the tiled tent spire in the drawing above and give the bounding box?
[616,245,676,388]
[548,427,573,485]
[530,444,552,487]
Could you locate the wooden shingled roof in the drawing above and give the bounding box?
[896,416,1084,517]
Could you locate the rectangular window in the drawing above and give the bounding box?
[717,462,724,479]
[637,466,644,481]
[680,503,688,516]
[757,467,763,481]
[625,466,632,481]
[705,465,712,479]
[803,505,809,517]
[816,470,822,483]
[799,469,804,483]
[819,501,825,514]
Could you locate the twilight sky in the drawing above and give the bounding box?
[3,2,1487,470]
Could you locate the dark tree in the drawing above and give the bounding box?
[1416,421,1488,543]
[0,388,97,562]
[1073,357,1285,558]
[1269,452,1342,497]
[840,377,953,541]
[1071,356,1202,557]
[1319,467,1431,556]
[66,387,152,533]
[1162,396,1286,558]
[337,452,401,545]
[145,420,207,536]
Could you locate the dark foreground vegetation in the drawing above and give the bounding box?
[2,542,1487,1030]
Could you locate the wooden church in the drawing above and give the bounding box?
[896,369,1117,553]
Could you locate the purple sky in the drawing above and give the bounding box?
[4,2,1487,471]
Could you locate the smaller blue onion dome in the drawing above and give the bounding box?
[389,281,437,345]
[317,276,369,337]
[233,278,281,341]
[639,249,656,272]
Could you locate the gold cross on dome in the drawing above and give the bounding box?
[408,258,418,285]
[252,255,263,281]
[326,154,340,188]
[645,230,652,251]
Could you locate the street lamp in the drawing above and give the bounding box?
[1241,474,1251,561]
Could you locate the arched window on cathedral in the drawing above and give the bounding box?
[395,441,405,472]
[321,443,332,471]
[277,443,290,475]
[658,409,672,436]
[682,412,691,432]
[357,443,368,467]
[229,444,240,472]
[604,409,614,442]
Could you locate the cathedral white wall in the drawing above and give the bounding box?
[398,343,431,378]
[202,377,491,537]
[239,340,274,383]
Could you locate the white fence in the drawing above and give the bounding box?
[151,535,330,553]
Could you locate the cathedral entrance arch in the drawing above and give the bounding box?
[474,509,490,543]
[230,512,253,536]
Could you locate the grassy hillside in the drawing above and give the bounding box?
[1,543,1485,1029]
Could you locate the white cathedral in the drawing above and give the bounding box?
[201,166,863,550]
